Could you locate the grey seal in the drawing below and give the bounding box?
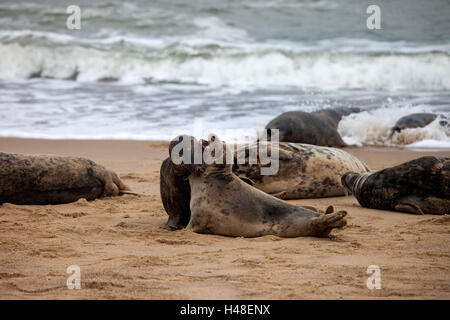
[341,156,449,215]
[160,135,369,230]
[233,141,370,199]
[389,113,448,138]
[265,107,360,147]
[0,152,129,205]
[187,138,347,237]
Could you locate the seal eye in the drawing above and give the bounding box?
[208,133,219,143]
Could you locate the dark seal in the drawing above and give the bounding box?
[389,113,448,138]
[0,152,129,205]
[160,135,204,230]
[265,107,360,147]
[341,156,449,215]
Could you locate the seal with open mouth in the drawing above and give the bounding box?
[341,156,450,215]
[160,134,368,230]
[0,152,130,205]
[186,136,347,237]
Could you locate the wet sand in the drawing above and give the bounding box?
[0,138,449,299]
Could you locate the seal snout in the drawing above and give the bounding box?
[341,171,358,194]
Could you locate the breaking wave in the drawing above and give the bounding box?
[1,34,450,90]
[339,106,450,148]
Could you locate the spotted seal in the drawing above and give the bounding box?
[233,141,370,199]
[187,137,347,237]
[0,152,130,205]
[341,156,449,215]
[160,134,365,230]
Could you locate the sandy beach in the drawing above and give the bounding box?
[0,138,448,299]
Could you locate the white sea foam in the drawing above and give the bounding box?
[406,139,450,149]
[192,17,250,42]
[1,41,449,90]
[339,106,450,147]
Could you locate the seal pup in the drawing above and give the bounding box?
[389,113,448,138]
[265,107,360,147]
[233,141,370,199]
[0,152,130,205]
[187,136,347,237]
[341,156,449,215]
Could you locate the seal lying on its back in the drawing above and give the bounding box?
[389,113,448,138]
[187,138,347,237]
[233,142,370,199]
[341,156,450,215]
[265,107,360,147]
[0,152,129,205]
[160,135,369,230]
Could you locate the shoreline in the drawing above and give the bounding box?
[0,138,449,299]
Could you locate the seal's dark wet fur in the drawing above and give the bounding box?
[342,156,450,215]
[265,107,360,147]
[389,113,448,138]
[160,157,192,230]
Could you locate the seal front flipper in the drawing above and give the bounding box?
[394,196,425,215]
[270,191,287,199]
[239,176,256,186]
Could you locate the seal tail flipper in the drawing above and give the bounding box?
[110,171,130,191]
[103,170,130,197]
[325,206,334,214]
[309,210,347,237]
[110,172,141,196]
[119,190,141,196]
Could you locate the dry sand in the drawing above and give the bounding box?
[0,138,449,299]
